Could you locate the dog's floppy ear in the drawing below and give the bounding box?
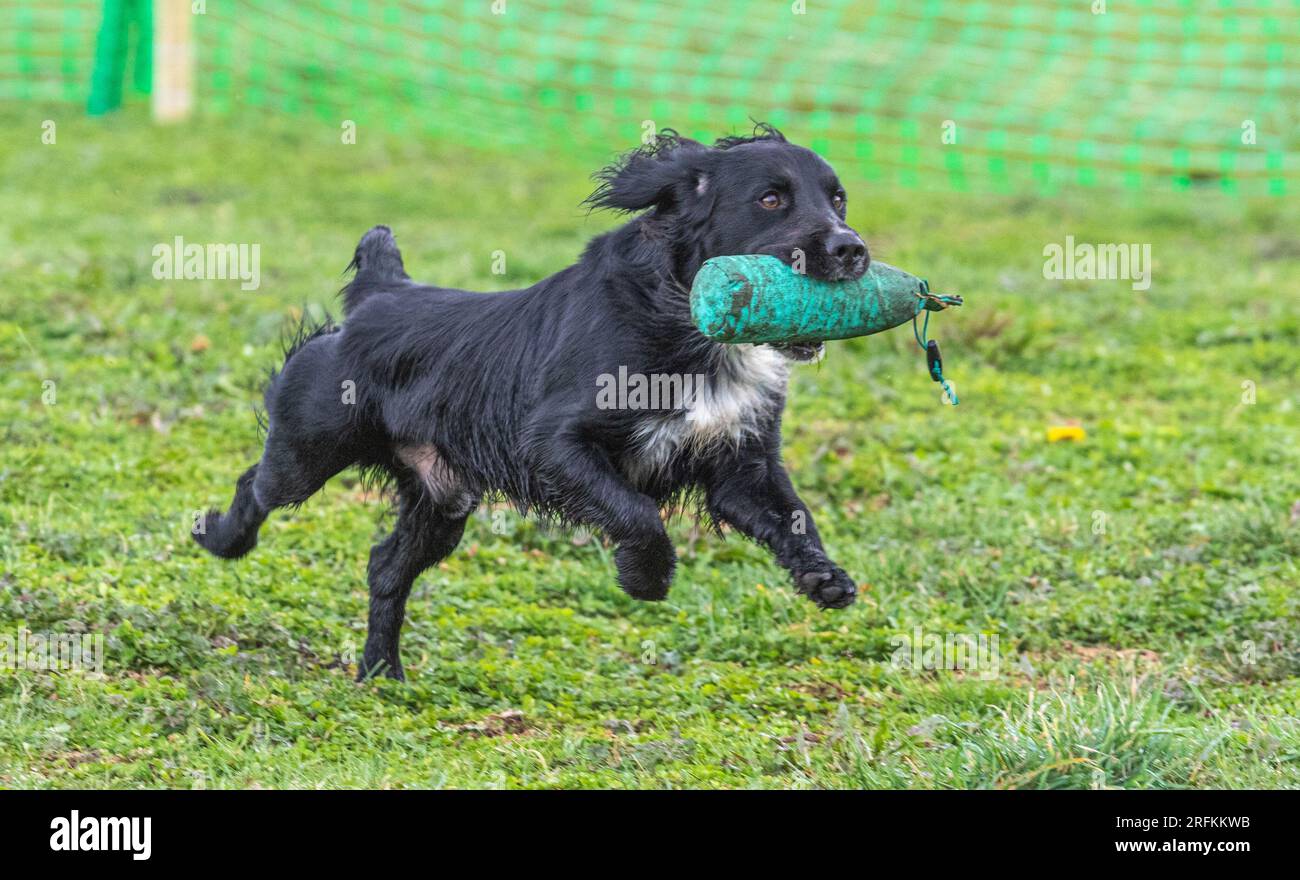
[584,130,709,213]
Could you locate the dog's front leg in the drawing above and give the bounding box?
[536,435,676,600]
[706,456,857,609]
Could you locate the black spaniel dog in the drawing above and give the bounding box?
[194,124,870,680]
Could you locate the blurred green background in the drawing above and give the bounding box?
[5,0,1297,193]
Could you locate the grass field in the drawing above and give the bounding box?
[1,105,1298,789]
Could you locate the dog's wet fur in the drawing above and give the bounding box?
[194,124,870,680]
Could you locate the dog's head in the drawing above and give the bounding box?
[586,124,869,291]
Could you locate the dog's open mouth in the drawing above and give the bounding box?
[769,341,824,362]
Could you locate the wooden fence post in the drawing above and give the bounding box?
[152,0,194,122]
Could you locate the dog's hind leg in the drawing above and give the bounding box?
[359,470,476,682]
[194,329,360,559]
[192,463,267,558]
[192,426,357,559]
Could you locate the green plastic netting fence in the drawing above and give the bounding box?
[4,0,1296,194]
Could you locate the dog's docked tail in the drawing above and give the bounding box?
[341,225,410,314]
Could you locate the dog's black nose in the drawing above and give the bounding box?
[825,230,867,265]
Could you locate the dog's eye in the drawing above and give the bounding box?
[758,191,782,210]
[832,192,846,211]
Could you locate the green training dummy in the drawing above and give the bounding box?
[690,254,961,345]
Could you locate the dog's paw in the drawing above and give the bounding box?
[794,565,858,609]
[356,653,405,683]
[615,535,676,601]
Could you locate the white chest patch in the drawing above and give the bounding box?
[624,344,789,485]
